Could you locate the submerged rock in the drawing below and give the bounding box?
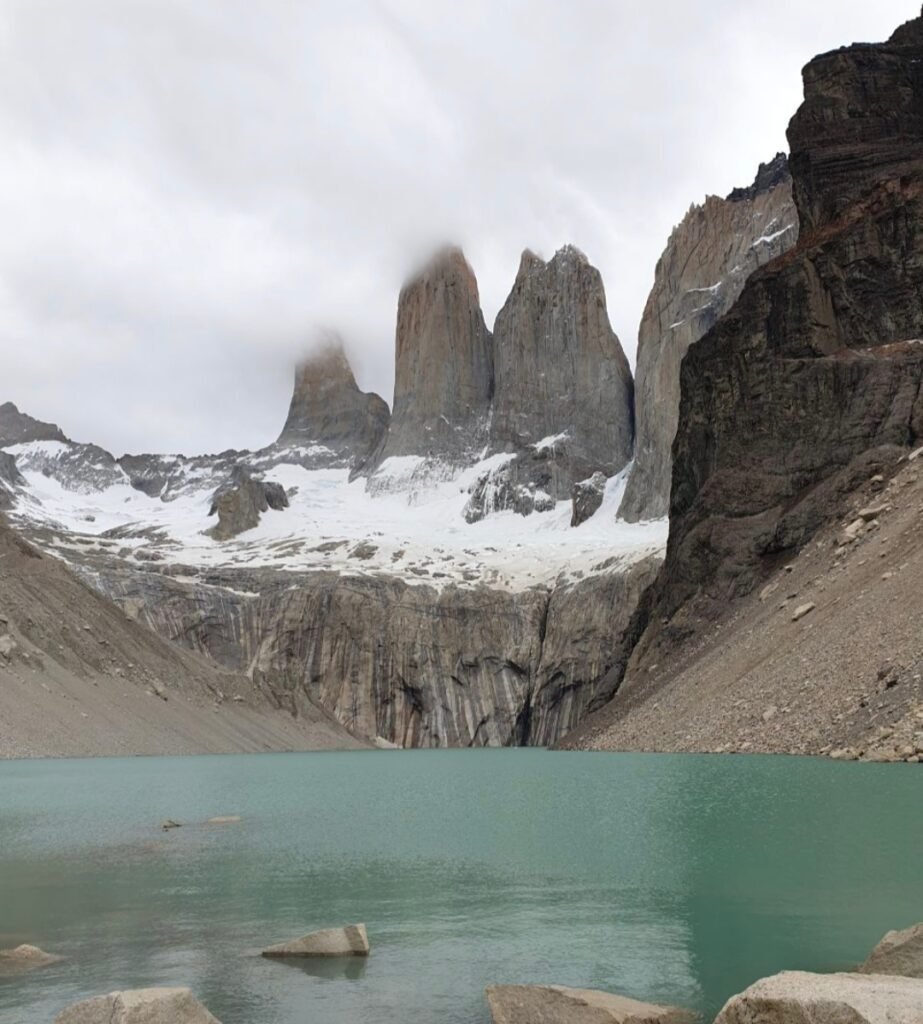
[485,984,697,1024]
[206,815,241,825]
[713,970,923,1024]
[261,923,370,958]
[858,922,923,978]
[0,944,62,972]
[54,987,221,1023]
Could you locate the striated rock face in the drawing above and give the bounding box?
[0,401,68,447]
[85,554,660,748]
[370,246,493,469]
[619,155,798,522]
[491,246,633,484]
[630,9,923,667]
[277,334,389,471]
[206,466,289,540]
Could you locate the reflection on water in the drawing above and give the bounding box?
[0,750,921,1024]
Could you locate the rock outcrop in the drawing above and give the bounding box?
[713,971,923,1024]
[0,451,23,508]
[262,923,369,958]
[85,552,660,749]
[0,401,68,447]
[277,334,390,471]
[206,466,289,540]
[620,9,923,679]
[54,987,221,1024]
[619,154,797,522]
[571,472,607,527]
[485,985,697,1024]
[369,247,493,471]
[489,246,633,494]
[859,923,923,978]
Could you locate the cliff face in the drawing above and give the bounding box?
[277,335,390,471]
[619,155,798,523]
[369,247,494,469]
[85,554,660,748]
[492,246,633,479]
[633,9,923,661]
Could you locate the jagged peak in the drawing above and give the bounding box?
[293,331,359,392]
[0,401,69,447]
[726,153,790,203]
[889,6,923,45]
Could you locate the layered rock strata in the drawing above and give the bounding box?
[619,154,798,522]
[83,552,660,748]
[601,9,923,713]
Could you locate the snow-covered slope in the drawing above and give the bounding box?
[6,439,665,591]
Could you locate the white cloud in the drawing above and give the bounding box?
[0,0,916,453]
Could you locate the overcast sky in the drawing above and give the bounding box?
[0,1,917,455]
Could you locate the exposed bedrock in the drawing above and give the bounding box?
[619,154,798,523]
[489,246,633,486]
[369,246,494,470]
[628,9,923,667]
[85,555,660,748]
[0,401,68,447]
[277,333,390,471]
[206,465,289,540]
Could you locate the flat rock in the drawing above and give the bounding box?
[261,923,369,958]
[714,970,923,1024]
[859,922,923,978]
[54,987,221,1023]
[485,984,698,1024]
[206,816,241,825]
[791,603,816,622]
[0,943,62,972]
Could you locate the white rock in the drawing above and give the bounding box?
[714,970,923,1024]
[54,987,221,1023]
[485,985,698,1024]
[262,923,369,958]
[859,922,923,978]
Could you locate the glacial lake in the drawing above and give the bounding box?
[1,750,921,1024]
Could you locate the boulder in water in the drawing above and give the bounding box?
[0,944,62,972]
[485,984,697,1024]
[714,970,923,1024]
[54,987,221,1023]
[261,923,369,958]
[858,922,923,978]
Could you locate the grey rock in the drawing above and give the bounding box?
[485,984,697,1024]
[369,246,493,470]
[277,333,390,472]
[0,401,68,447]
[262,923,369,958]
[0,451,23,509]
[54,987,221,1024]
[858,922,923,978]
[489,246,633,501]
[571,472,608,527]
[713,970,923,1024]
[620,156,797,523]
[206,466,289,540]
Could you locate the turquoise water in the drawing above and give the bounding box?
[1,750,921,1024]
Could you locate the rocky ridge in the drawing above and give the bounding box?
[619,154,798,523]
[567,7,923,756]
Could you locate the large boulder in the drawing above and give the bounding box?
[858,923,923,978]
[54,987,221,1023]
[261,922,369,958]
[571,472,607,527]
[485,984,697,1024]
[713,970,923,1024]
[0,943,62,972]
